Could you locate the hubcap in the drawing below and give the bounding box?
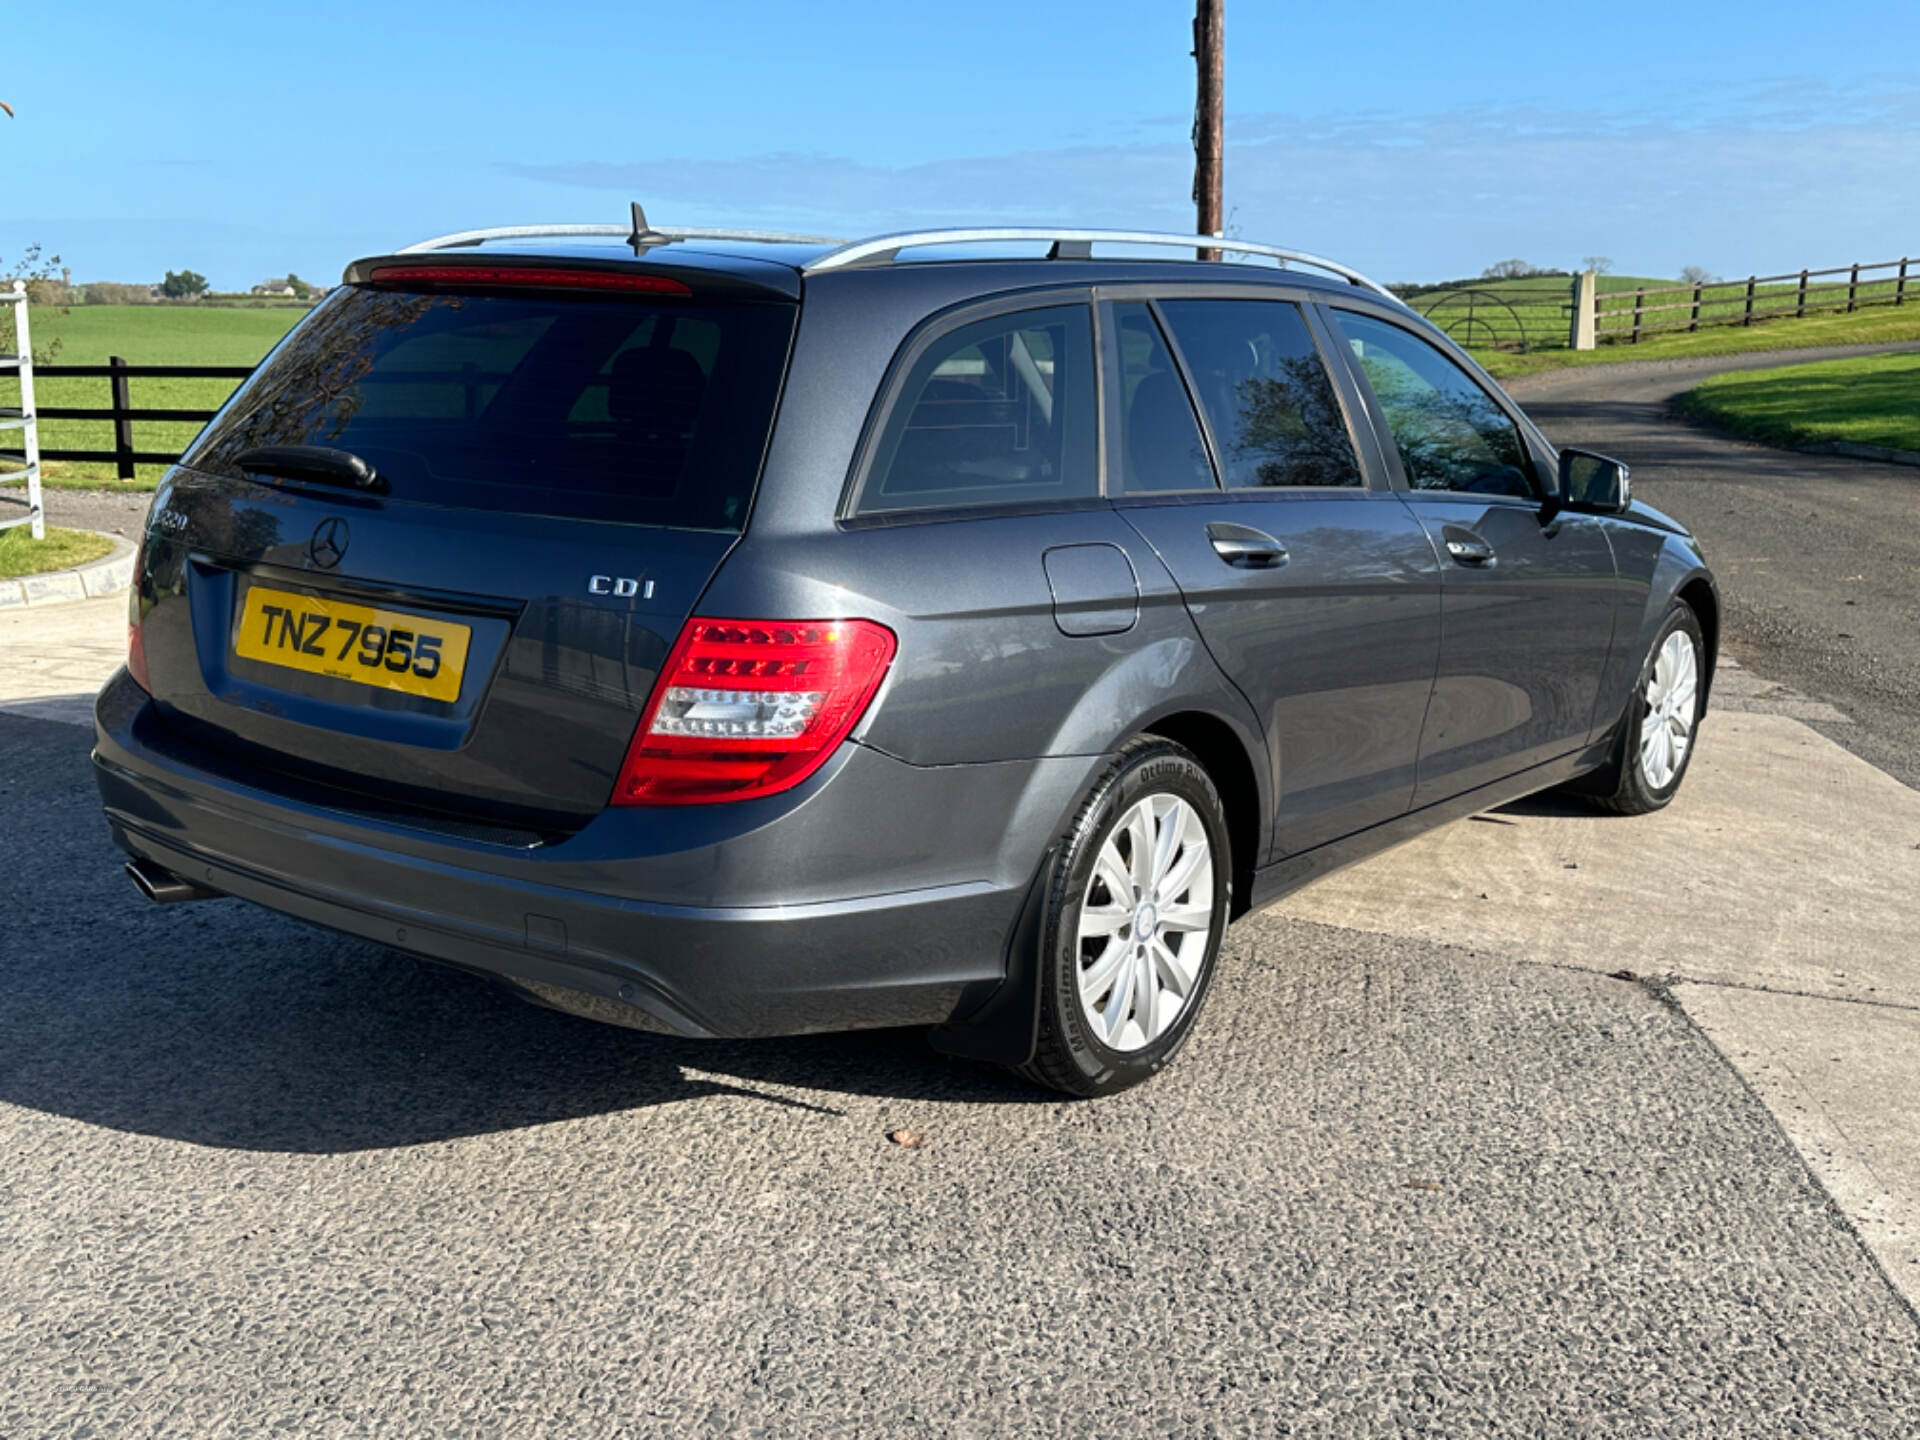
[1639,629,1699,790]
[1075,793,1215,1053]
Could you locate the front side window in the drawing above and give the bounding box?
[1328,311,1536,500]
[859,304,1097,514]
[1156,299,1362,489]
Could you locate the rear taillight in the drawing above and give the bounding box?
[612,619,897,806]
[126,544,150,693]
[366,264,692,297]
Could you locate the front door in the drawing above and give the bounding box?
[1322,307,1619,804]
[1103,295,1442,859]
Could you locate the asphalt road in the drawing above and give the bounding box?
[1508,341,1920,791]
[5,715,1920,1437]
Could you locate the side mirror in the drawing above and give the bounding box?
[1559,448,1631,514]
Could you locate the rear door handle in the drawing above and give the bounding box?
[1442,525,1496,567]
[1207,521,1289,569]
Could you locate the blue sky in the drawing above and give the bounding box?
[8,1,1918,289]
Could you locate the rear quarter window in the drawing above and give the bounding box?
[855,304,1098,516]
[184,285,796,530]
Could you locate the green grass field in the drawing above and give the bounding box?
[1402,271,1920,379]
[0,524,115,578]
[5,306,303,487]
[1676,352,1920,454]
[1474,304,1920,379]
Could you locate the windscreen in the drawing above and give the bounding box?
[184,284,797,529]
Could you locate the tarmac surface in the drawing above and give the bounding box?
[1508,340,1920,791]
[3,714,1918,1438]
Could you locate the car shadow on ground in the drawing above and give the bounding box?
[1,901,1047,1154]
[0,715,1046,1155]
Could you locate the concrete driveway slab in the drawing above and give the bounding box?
[0,592,125,725]
[1279,710,1920,1008]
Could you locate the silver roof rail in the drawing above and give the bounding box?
[802,227,1405,304]
[400,222,845,254]
[394,209,1404,307]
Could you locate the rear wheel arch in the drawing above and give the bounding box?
[1141,710,1262,919]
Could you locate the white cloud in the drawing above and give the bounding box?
[503,85,1920,284]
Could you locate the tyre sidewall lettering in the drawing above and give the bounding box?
[1046,746,1231,1089]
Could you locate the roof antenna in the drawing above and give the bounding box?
[627,201,672,256]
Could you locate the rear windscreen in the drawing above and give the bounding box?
[184,284,797,529]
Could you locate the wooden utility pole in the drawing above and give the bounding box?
[1192,0,1224,258]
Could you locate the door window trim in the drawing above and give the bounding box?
[1098,297,1223,498]
[1098,286,1391,499]
[1317,300,1557,505]
[838,286,1107,526]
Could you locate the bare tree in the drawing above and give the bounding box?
[1482,258,1544,280]
[1679,265,1718,286]
[1,244,66,364]
[1581,255,1614,275]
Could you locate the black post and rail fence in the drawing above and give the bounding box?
[35,357,254,478]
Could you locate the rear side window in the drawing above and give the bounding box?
[185,285,796,530]
[1113,302,1216,494]
[858,304,1097,515]
[1157,299,1362,489]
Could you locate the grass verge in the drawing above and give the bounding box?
[0,525,116,579]
[1472,305,1920,380]
[35,463,161,493]
[1675,353,1920,454]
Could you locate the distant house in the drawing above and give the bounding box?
[251,277,299,297]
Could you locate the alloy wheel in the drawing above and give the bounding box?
[1075,793,1216,1052]
[1639,629,1699,790]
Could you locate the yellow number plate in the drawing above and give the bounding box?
[233,584,471,704]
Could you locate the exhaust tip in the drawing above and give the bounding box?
[125,858,220,906]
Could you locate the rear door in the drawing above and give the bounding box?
[1104,292,1442,859]
[130,258,798,830]
[1320,306,1619,803]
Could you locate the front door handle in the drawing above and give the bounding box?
[1207,521,1289,569]
[1442,525,1496,567]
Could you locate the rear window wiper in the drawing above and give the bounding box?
[234,445,388,494]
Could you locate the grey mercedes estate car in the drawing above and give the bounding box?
[95,215,1717,1095]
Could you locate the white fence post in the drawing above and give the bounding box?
[1569,271,1599,351]
[3,282,45,540]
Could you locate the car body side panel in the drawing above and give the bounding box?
[1398,498,1619,803]
[1587,521,1717,739]
[1117,492,1443,857]
[700,513,1268,798]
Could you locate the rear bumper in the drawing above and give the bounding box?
[92,670,1092,1038]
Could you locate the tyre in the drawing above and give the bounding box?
[1015,737,1233,1097]
[1578,601,1706,816]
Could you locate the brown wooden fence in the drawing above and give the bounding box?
[1597,257,1912,344]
